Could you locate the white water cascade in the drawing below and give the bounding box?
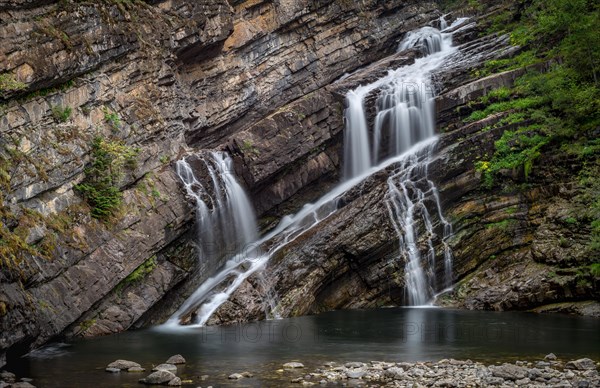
[343,19,463,304]
[175,151,258,263]
[165,19,465,329]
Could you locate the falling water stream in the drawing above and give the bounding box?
[167,18,466,328]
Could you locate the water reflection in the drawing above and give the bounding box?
[15,308,600,387]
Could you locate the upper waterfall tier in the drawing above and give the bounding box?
[343,20,459,179]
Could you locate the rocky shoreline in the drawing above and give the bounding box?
[273,356,599,387]
[1,354,598,387]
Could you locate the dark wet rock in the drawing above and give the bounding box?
[165,355,186,365]
[139,370,177,385]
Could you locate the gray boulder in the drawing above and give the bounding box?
[152,364,177,373]
[165,355,186,365]
[139,370,177,385]
[489,364,527,381]
[107,360,141,370]
[566,358,596,371]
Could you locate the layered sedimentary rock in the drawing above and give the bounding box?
[0,0,441,364]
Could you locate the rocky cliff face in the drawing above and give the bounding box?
[1,0,597,367]
[0,0,442,365]
[193,8,600,324]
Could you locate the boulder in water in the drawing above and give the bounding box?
[165,355,186,365]
[127,366,145,372]
[139,370,176,385]
[167,377,182,386]
[107,360,141,370]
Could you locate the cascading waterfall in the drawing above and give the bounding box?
[343,19,463,305]
[165,18,467,329]
[175,151,258,265]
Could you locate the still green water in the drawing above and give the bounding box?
[10,308,600,387]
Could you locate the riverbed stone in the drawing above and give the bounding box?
[490,363,527,380]
[140,370,177,385]
[107,360,141,370]
[128,366,145,372]
[566,358,596,371]
[545,353,558,361]
[152,364,177,373]
[165,355,186,365]
[284,362,305,369]
[0,371,16,383]
[345,362,364,369]
[228,373,244,379]
[105,367,120,373]
[346,369,365,379]
[167,377,182,386]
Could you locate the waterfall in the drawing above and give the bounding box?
[165,19,466,329]
[343,19,463,305]
[175,151,258,264]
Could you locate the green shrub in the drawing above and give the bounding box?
[0,73,26,92]
[51,105,72,122]
[75,137,139,219]
[103,107,122,131]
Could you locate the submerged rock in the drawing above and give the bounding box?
[228,373,244,380]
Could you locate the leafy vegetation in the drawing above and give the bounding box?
[474,0,599,188]
[103,107,122,131]
[51,105,72,123]
[0,73,26,93]
[114,256,158,294]
[75,137,139,220]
